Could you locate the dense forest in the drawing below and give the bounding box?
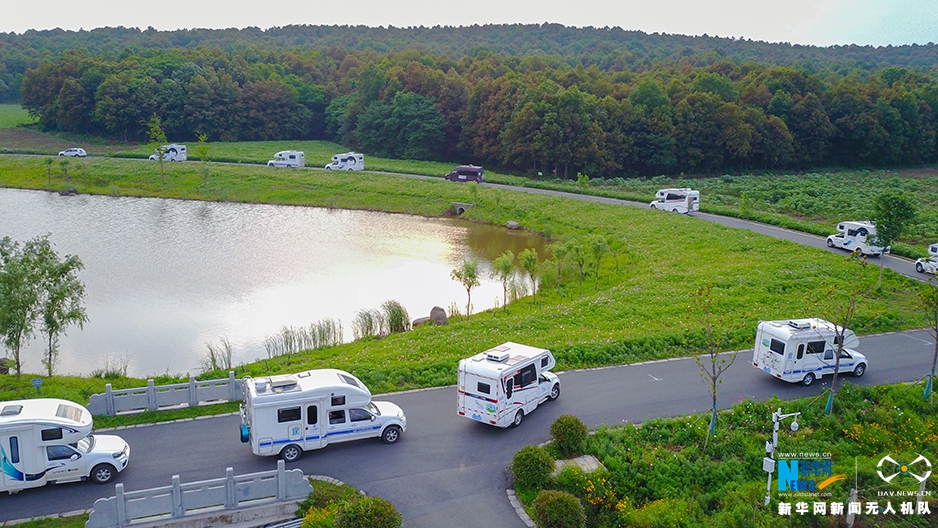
[4,24,938,176]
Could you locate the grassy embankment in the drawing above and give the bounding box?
[0,154,928,429]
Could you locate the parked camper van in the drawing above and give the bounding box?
[826,221,885,256]
[457,342,560,428]
[445,165,485,183]
[649,188,699,213]
[752,318,868,386]
[325,152,364,171]
[267,150,305,168]
[148,144,187,162]
[0,398,130,492]
[915,243,938,275]
[240,369,407,462]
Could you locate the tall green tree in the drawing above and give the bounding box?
[490,250,515,312]
[518,248,540,305]
[870,191,917,289]
[0,237,41,375]
[450,258,480,316]
[34,239,87,376]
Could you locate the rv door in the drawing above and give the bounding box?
[1,434,26,490]
[303,403,325,450]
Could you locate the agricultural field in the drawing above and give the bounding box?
[0,154,927,413]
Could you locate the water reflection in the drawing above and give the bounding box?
[0,188,546,376]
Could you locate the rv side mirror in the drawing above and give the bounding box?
[370,415,376,421]
[70,453,80,461]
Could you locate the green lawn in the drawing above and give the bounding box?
[0,104,36,128]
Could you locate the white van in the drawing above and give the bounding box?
[325,152,364,171]
[268,150,305,168]
[915,243,938,275]
[826,221,885,256]
[457,342,560,428]
[148,144,187,162]
[649,188,699,213]
[239,369,407,462]
[752,318,868,386]
[0,398,130,493]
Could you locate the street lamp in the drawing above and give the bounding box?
[763,407,801,506]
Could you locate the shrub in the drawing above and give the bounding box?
[302,504,338,528]
[532,489,587,528]
[551,415,588,458]
[333,496,401,528]
[512,445,555,490]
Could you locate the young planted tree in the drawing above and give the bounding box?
[0,237,41,375]
[59,158,69,182]
[547,241,569,289]
[565,237,587,288]
[870,191,917,289]
[35,238,87,376]
[690,285,739,447]
[450,258,480,316]
[43,157,54,185]
[587,233,609,287]
[490,250,515,311]
[147,114,169,185]
[921,279,938,402]
[194,131,211,185]
[519,247,540,305]
[817,255,869,416]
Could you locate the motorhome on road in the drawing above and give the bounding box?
[148,144,187,162]
[752,318,868,386]
[240,369,407,462]
[649,188,699,213]
[457,342,560,428]
[915,243,938,274]
[0,398,130,493]
[267,150,305,168]
[324,152,364,171]
[826,220,885,256]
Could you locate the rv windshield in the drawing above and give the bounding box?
[74,435,94,453]
[367,402,381,416]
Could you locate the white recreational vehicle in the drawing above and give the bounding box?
[457,342,560,428]
[826,221,885,256]
[752,318,868,386]
[0,398,130,493]
[324,152,364,171]
[267,150,305,168]
[915,243,938,275]
[239,369,407,462]
[649,188,699,213]
[148,144,187,162]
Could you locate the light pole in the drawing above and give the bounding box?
[763,407,801,506]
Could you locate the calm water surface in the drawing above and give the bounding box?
[0,188,545,376]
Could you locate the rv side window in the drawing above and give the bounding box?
[504,377,514,398]
[834,335,844,345]
[329,410,346,424]
[806,341,825,354]
[46,445,75,461]
[847,229,857,236]
[331,395,346,406]
[824,350,834,360]
[769,339,785,355]
[349,408,372,422]
[9,437,19,464]
[477,382,491,395]
[277,407,301,423]
[541,357,549,368]
[796,344,804,360]
[307,405,318,425]
[41,428,64,441]
[520,364,537,387]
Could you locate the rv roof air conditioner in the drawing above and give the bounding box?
[486,351,510,362]
[788,320,812,330]
[1,404,23,416]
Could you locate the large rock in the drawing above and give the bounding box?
[506,220,520,230]
[0,357,12,375]
[429,306,448,326]
[412,316,431,328]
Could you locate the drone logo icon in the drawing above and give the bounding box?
[877,454,932,483]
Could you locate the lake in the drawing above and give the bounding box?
[0,188,546,376]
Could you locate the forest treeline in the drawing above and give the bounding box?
[7,24,938,176]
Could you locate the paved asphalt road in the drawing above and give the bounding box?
[0,175,934,526]
[1,329,934,526]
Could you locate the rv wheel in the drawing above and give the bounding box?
[381,425,402,444]
[512,410,524,428]
[853,363,866,378]
[917,262,925,273]
[90,464,115,484]
[826,239,834,248]
[650,204,656,210]
[801,373,816,387]
[281,444,303,462]
[549,384,560,401]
